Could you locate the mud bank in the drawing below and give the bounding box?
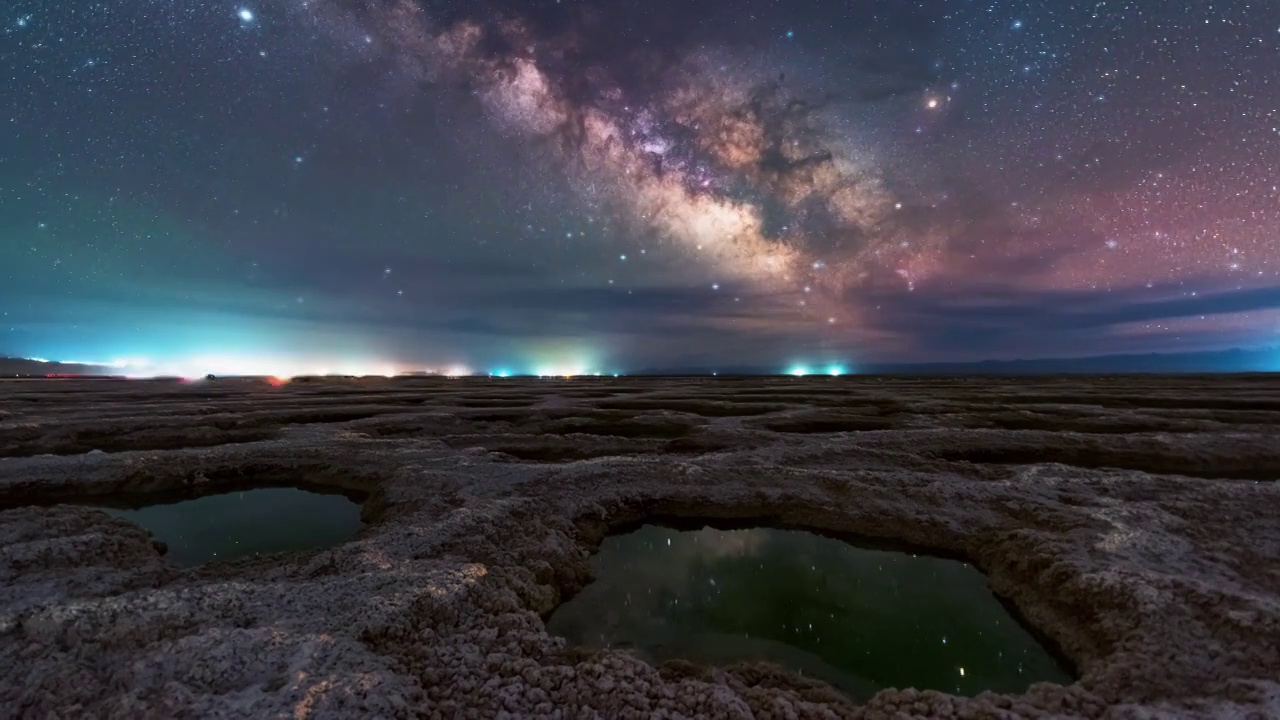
[2,375,1279,718]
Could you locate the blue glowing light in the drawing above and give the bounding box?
[827,365,846,376]
[493,369,511,378]
[788,365,809,377]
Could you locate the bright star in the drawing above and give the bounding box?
[238,8,254,22]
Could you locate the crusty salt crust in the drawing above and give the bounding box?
[2,375,1278,718]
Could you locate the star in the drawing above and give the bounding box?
[6,0,1276,373]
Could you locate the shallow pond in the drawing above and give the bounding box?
[546,525,1073,699]
[101,487,363,567]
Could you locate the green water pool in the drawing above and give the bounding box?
[546,524,1073,699]
[101,487,363,567]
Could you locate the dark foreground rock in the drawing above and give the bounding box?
[1,375,1278,718]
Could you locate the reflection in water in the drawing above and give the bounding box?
[101,487,362,567]
[546,525,1072,699]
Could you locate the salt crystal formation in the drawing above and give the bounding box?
[2,375,1278,718]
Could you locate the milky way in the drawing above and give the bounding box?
[4,0,1280,368]
[318,0,913,319]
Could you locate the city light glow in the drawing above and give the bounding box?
[20,353,624,381]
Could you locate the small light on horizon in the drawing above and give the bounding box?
[789,365,809,377]
[828,365,845,376]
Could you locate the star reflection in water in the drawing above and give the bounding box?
[546,525,1073,700]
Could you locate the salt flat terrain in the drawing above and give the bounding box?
[1,375,1278,718]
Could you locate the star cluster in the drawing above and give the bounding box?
[2,0,1278,368]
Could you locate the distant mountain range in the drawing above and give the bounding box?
[2,346,1276,378]
[0,357,119,377]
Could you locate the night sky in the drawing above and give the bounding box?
[3,0,1278,374]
